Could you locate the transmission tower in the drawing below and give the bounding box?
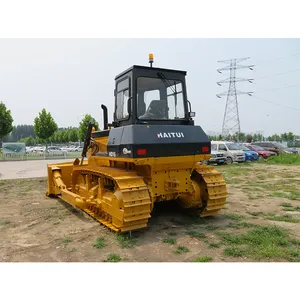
[217,57,254,137]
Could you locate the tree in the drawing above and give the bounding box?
[68,128,78,142]
[0,102,14,139]
[246,134,253,143]
[34,109,58,144]
[18,135,36,146]
[78,114,99,141]
[61,130,69,143]
[26,136,36,146]
[280,133,288,141]
[286,132,295,142]
[268,134,280,142]
[10,125,36,141]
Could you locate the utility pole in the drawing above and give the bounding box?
[217,57,254,138]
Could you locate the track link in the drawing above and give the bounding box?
[71,166,152,232]
[195,165,227,216]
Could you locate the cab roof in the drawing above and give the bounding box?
[115,65,187,80]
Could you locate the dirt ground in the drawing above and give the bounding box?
[1,162,300,262]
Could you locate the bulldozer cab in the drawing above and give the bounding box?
[113,65,195,128]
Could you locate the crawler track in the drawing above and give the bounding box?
[70,166,152,232]
[195,165,227,216]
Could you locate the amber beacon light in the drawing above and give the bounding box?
[149,53,154,67]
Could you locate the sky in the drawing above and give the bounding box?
[0,38,300,136]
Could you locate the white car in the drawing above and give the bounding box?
[211,141,246,164]
[32,146,45,153]
[74,146,83,152]
[25,147,35,153]
[46,146,68,155]
[67,146,77,152]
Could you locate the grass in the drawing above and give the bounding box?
[186,230,206,239]
[290,239,300,246]
[0,221,11,225]
[205,225,220,231]
[220,164,251,173]
[280,202,292,208]
[62,237,72,247]
[229,222,257,229]
[247,211,264,217]
[174,246,189,254]
[224,247,246,257]
[224,213,246,221]
[279,202,300,211]
[93,238,107,249]
[116,234,137,248]
[258,153,300,165]
[266,214,300,223]
[208,242,221,248]
[163,238,177,245]
[217,225,300,261]
[194,256,213,262]
[105,253,121,262]
[283,206,300,212]
[271,191,300,200]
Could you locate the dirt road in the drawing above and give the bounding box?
[0,159,74,180]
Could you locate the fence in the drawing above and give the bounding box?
[0,151,79,161]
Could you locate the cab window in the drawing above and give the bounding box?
[116,78,130,120]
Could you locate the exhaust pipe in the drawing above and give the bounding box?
[101,104,108,130]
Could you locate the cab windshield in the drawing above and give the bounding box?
[137,76,186,120]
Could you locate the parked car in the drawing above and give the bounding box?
[68,146,78,152]
[32,146,45,153]
[208,144,226,165]
[244,144,276,159]
[236,144,259,161]
[74,146,83,152]
[251,141,297,155]
[211,141,246,164]
[25,146,35,153]
[46,146,68,155]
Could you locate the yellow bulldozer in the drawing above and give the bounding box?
[46,54,227,233]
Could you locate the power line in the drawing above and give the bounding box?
[255,51,300,67]
[251,95,300,112]
[254,83,300,93]
[254,67,300,80]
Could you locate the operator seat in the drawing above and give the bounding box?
[139,100,167,119]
